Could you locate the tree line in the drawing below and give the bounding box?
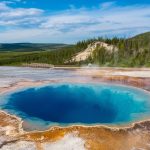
[0,36,149,67]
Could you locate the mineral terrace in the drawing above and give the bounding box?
[0,66,150,150]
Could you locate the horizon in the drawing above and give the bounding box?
[0,31,150,45]
[0,31,149,44]
[0,0,150,43]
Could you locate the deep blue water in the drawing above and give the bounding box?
[1,84,150,127]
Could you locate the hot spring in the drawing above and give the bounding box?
[1,83,150,129]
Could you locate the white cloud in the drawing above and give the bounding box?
[100,1,116,9]
[0,2,150,43]
[0,2,44,27]
[0,2,10,10]
[39,4,150,41]
[2,0,27,4]
[0,8,43,18]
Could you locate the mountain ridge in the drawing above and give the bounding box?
[0,43,69,52]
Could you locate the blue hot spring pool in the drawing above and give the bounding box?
[1,83,150,128]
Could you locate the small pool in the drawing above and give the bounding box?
[1,83,150,129]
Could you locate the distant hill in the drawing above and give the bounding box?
[0,43,69,52]
[128,32,150,49]
[130,32,150,41]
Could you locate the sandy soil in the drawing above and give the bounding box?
[70,42,118,62]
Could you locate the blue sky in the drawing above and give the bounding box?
[0,0,150,43]
[11,0,150,10]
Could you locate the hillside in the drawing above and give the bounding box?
[70,42,118,62]
[131,32,150,40]
[0,45,82,66]
[69,32,150,66]
[128,32,150,49]
[0,32,149,67]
